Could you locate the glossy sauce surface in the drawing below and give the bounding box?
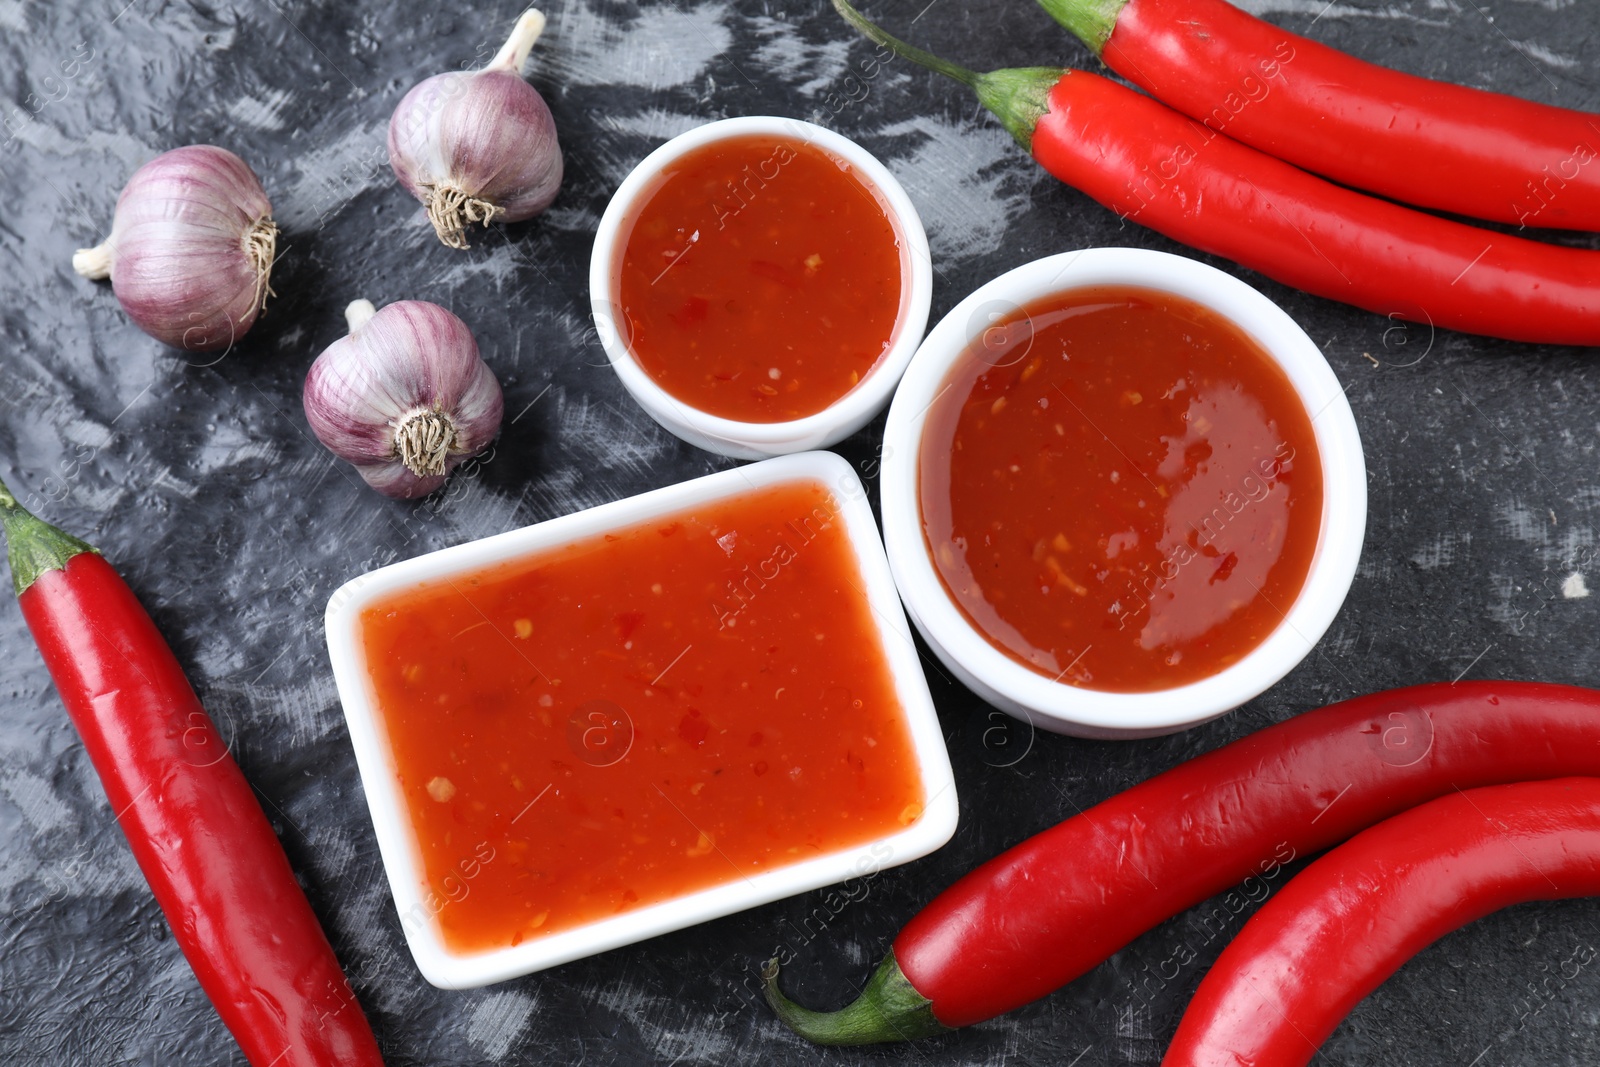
[920,287,1323,692]
[360,481,923,952]
[617,134,905,423]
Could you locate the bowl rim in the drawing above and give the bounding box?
[324,451,958,987]
[589,115,934,458]
[880,247,1368,736]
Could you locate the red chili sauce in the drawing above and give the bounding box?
[919,287,1323,692]
[359,481,924,953]
[615,133,906,423]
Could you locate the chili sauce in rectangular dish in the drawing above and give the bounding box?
[919,286,1323,692]
[358,480,925,953]
[614,134,906,423]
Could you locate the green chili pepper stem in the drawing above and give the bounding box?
[0,475,100,597]
[1036,0,1128,56]
[831,0,980,88]
[762,951,952,1045]
[831,0,1062,150]
[972,68,1066,151]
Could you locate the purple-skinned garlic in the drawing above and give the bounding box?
[388,8,565,249]
[303,299,504,499]
[72,145,278,352]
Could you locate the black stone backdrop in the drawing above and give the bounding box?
[2,0,1599,1064]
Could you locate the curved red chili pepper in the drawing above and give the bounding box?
[0,481,384,1067]
[1042,0,1600,231]
[829,0,1600,346]
[765,676,1600,1043]
[1163,777,1600,1067]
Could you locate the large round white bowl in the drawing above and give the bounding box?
[880,248,1367,740]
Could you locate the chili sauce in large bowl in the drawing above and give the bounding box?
[357,479,926,954]
[613,133,907,423]
[919,286,1323,693]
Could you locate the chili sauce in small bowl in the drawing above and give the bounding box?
[325,452,956,987]
[881,249,1366,739]
[921,287,1323,691]
[591,117,932,459]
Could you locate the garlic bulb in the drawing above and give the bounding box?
[303,300,504,499]
[73,145,277,352]
[387,8,564,249]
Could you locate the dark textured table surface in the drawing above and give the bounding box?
[4,0,1600,1063]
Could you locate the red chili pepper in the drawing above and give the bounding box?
[830,0,1600,346]
[1163,777,1600,1067]
[0,480,384,1067]
[764,680,1600,1044]
[1042,0,1600,231]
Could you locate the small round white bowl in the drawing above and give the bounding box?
[881,248,1367,740]
[590,116,933,460]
